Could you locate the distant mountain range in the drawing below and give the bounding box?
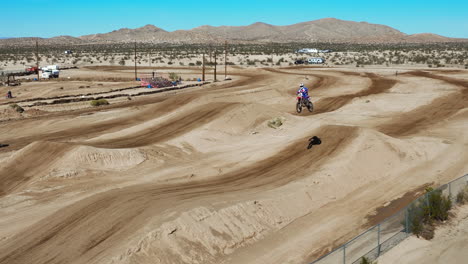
[1,18,467,46]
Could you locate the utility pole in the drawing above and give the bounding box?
[214,50,217,82]
[35,40,39,80]
[148,52,151,68]
[209,45,212,63]
[134,41,137,80]
[202,52,205,81]
[224,40,227,79]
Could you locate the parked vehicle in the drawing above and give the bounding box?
[41,65,60,79]
[308,57,325,64]
[294,59,307,65]
[42,65,60,71]
[42,70,60,79]
[296,48,318,53]
[26,66,39,74]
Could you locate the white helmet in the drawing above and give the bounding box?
[300,83,304,87]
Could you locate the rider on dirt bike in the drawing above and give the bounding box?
[296,83,313,113]
[296,83,310,102]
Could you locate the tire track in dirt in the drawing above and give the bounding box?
[303,71,468,264]
[378,71,468,137]
[86,102,239,149]
[262,67,338,96]
[311,73,397,114]
[0,68,337,153]
[0,141,74,196]
[1,94,196,152]
[0,126,357,264]
[0,69,259,122]
[4,70,465,264]
[0,72,266,152]
[308,72,468,264]
[0,101,237,197]
[263,68,397,116]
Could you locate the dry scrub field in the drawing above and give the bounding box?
[0,65,467,264]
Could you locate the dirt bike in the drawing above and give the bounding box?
[296,95,313,113]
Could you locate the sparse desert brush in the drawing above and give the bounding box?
[268,117,285,129]
[408,188,452,239]
[456,186,468,204]
[169,72,179,81]
[360,257,377,264]
[1,42,466,69]
[90,99,109,107]
[426,188,452,221]
[9,103,24,113]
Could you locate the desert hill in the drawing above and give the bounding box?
[1,18,466,45]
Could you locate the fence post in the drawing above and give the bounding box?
[425,192,429,208]
[377,223,381,256]
[405,207,409,235]
[343,244,346,264]
[449,182,452,201]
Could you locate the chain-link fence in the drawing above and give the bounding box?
[310,173,468,264]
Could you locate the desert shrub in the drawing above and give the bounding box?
[188,62,195,66]
[9,103,24,113]
[408,202,424,236]
[360,257,377,264]
[408,188,452,239]
[426,188,452,221]
[456,186,468,204]
[268,117,285,129]
[246,60,255,66]
[169,72,179,81]
[90,99,109,107]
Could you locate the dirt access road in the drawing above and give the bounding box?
[0,66,467,264]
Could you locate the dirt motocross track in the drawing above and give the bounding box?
[0,66,467,264]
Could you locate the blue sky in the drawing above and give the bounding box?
[2,0,467,38]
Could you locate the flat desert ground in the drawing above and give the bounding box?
[0,65,467,264]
